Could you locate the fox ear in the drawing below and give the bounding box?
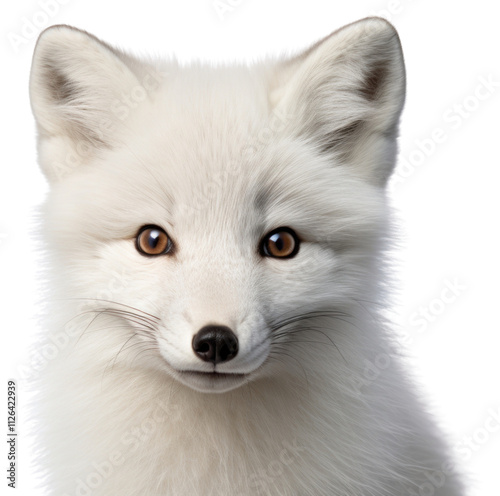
[29,25,144,181]
[272,17,406,187]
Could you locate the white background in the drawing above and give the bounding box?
[1,1,499,494]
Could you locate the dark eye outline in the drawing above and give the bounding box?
[259,227,300,259]
[135,225,174,257]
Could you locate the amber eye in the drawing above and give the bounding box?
[136,225,172,256]
[261,227,299,259]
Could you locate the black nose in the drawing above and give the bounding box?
[192,325,238,365]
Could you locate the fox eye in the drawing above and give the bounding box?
[261,227,300,259]
[136,225,172,256]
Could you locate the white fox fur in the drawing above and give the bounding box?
[29,18,464,495]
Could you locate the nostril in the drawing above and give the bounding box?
[192,325,238,365]
[197,342,210,353]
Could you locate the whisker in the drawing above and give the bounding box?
[61,297,161,321]
[268,347,310,389]
[269,309,353,332]
[109,334,137,371]
[130,344,160,366]
[268,308,354,365]
[94,308,158,329]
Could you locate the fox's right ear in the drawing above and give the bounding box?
[30,25,146,182]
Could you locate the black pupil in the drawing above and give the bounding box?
[148,230,161,248]
[270,233,284,251]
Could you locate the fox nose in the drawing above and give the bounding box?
[192,325,239,365]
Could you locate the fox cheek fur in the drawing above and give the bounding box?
[29,18,465,495]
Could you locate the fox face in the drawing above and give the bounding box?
[31,18,405,393]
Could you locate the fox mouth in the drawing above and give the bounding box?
[181,370,246,378]
[158,335,270,393]
[174,369,250,393]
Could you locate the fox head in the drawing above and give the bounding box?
[30,18,405,393]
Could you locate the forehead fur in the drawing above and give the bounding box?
[44,62,384,255]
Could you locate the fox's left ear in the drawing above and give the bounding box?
[272,17,405,187]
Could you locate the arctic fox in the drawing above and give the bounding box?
[30,18,464,495]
